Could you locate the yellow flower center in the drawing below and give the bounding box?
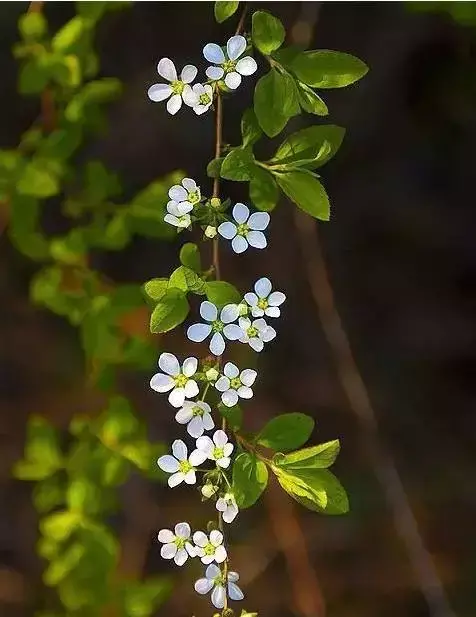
[213,446,224,459]
[230,377,241,390]
[247,326,258,338]
[237,223,249,236]
[171,80,185,94]
[257,298,268,310]
[223,59,236,73]
[192,405,204,417]
[174,374,188,387]
[179,460,192,473]
[199,93,211,105]
[212,320,224,333]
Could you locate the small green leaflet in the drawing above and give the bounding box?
[179,243,201,273]
[143,278,168,302]
[232,452,268,508]
[205,280,241,306]
[169,266,205,294]
[214,1,239,23]
[254,69,299,137]
[296,81,329,116]
[276,171,330,220]
[271,125,345,169]
[252,11,285,55]
[149,288,189,333]
[273,439,340,470]
[256,413,314,452]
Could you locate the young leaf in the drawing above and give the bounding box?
[214,1,239,23]
[220,147,256,181]
[52,16,87,53]
[252,11,285,55]
[143,278,168,302]
[287,50,368,89]
[19,12,47,40]
[276,171,330,221]
[273,439,340,470]
[40,511,80,542]
[249,167,279,212]
[169,266,206,294]
[296,81,329,116]
[149,288,189,333]
[232,452,268,508]
[205,280,241,306]
[241,108,263,147]
[179,243,201,273]
[254,69,300,137]
[256,413,314,452]
[272,125,345,169]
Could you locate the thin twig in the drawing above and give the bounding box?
[234,3,248,36]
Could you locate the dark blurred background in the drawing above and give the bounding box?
[1,2,475,617]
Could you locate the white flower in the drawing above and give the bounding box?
[244,277,286,318]
[183,83,214,115]
[175,400,214,438]
[194,429,234,469]
[195,564,244,608]
[192,530,227,564]
[157,522,195,565]
[203,35,257,90]
[187,301,242,356]
[216,492,239,524]
[215,362,257,407]
[147,58,197,115]
[150,353,199,408]
[157,439,207,488]
[238,317,276,352]
[218,203,269,254]
[168,177,201,215]
[164,201,191,228]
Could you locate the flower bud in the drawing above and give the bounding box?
[210,197,221,209]
[201,483,219,499]
[238,302,248,316]
[205,367,219,382]
[205,225,217,239]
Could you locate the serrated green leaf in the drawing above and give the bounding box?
[205,280,241,306]
[150,288,189,333]
[274,439,340,470]
[169,266,206,294]
[287,49,368,88]
[252,11,285,55]
[232,452,268,508]
[214,1,239,23]
[143,278,168,302]
[272,125,345,169]
[276,171,330,221]
[241,108,263,147]
[19,12,47,40]
[257,413,314,452]
[249,167,279,212]
[221,147,256,181]
[207,157,224,178]
[254,69,300,137]
[180,242,201,272]
[296,81,329,116]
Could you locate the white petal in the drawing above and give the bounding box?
[222,389,239,407]
[228,571,239,582]
[180,64,197,83]
[182,356,198,377]
[203,43,225,64]
[254,318,267,331]
[248,212,270,231]
[150,373,174,393]
[174,199,193,215]
[182,177,197,191]
[168,472,184,487]
[215,376,230,392]
[200,301,218,322]
[216,498,226,512]
[202,412,214,431]
[225,71,241,90]
[254,277,272,298]
[239,317,251,330]
[184,470,196,484]
[213,429,228,447]
[160,543,177,559]
[157,57,177,81]
[159,353,180,376]
[268,291,286,306]
[174,548,188,566]
[223,503,239,524]
[223,324,244,340]
[168,185,188,202]
[244,292,258,307]
[217,457,231,468]
[206,563,221,579]
[227,35,247,61]
[232,235,248,254]
[206,65,225,80]
[240,369,257,387]
[214,544,227,563]
[223,443,234,457]
[237,385,253,399]
[194,103,210,116]
[167,94,182,115]
[187,416,204,438]
[261,326,276,342]
[157,529,174,543]
[236,56,257,76]
[168,387,185,408]
[233,202,249,224]
[218,221,237,240]
[166,201,181,216]
[209,529,223,546]
[224,362,239,378]
[251,306,265,317]
[193,531,208,547]
[182,85,198,106]
[174,522,191,538]
[210,332,225,356]
[265,306,280,318]
[187,323,212,342]
[147,83,172,102]
[204,84,213,98]
[195,577,214,595]
[157,455,180,473]
[192,83,205,95]
[196,400,211,413]
[172,439,187,461]
[220,304,239,324]
[249,338,264,352]
[196,435,213,453]
[184,379,199,399]
[247,230,267,249]
[164,214,180,227]
[189,447,208,466]
[175,406,193,424]
[186,542,196,557]
[212,585,226,609]
[228,581,244,600]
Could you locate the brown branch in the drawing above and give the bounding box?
[235,3,248,36]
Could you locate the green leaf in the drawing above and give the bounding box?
[205,280,241,306]
[221,147,255,181]
[257,413,314,452]
[218,403,242,431]
[9,194,49,260]
[169,266,206,294]
[13,416,62,480]
[241,108,263,147]
[52,16,87,53]
[44,543,86,587]
[66,478,99,513]
[41,511,80,542]
[39,126,83,160]
[214,1,239,23]
[286,50,368,88]
[50,229,87,265]
[272,125,345,169]
[101,454,129,486]
[249,167,279,212]
[122,578,172,617]
[19,12,47,40]
[274,439,340,470]
[76,1,109,21]
[276,171,330,221]
[252,10,285,55]
[149,288,189,333]
[232,452,268,508]
[143,278,168,302]
[296,81,329,116]
[19,59,49,94]
[207,157,224,178]
[180,242,201,272]
[33,477,64,513]
[17,158,61,198]
[99,396,139,444]
[254,69,299,137]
